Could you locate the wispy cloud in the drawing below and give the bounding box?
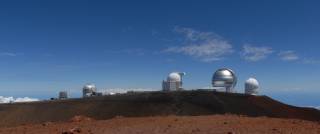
[105,48,146,56]
[301,58,320,65]
[121,26,133,33]
[0,52,20,57]
[121,49,146,56]
[164,27,233,62]
[241,45,273,62]
[278,50,299,61]
[0,96,39,103]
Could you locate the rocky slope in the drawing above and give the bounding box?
[0,90,319,127]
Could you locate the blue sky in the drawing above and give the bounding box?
[0,0,319,107]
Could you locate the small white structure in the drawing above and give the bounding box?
[245,77,259,95]
[59,91,68,99]
[83,83,97,97]
[162,72,186,91]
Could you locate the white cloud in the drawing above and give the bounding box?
[0,52,19,57]
[14,97,39,103]
[0,96,14,103]
[0,96,39,103]
[122,49,146,56]
[241,45,273,62]
[105,49,146,56]
[302,58,320,65]
[164,27,233,62]
[278,51,299,61]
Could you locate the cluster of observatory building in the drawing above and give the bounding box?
[58,68,260,99]
[161,68,259,95]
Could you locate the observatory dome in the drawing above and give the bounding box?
[83,84,97,91]
[167,72,181,82]
[212,68,237,92]
[59,91,68,99]
[245,77,259,95]
[83,83,97,97]
[215,69,232,77]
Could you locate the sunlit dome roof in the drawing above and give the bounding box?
[245,77,259,88]
[212,68,236,83]
[214,69,233,77]
[83,83,97,91]
[167,72,181,82]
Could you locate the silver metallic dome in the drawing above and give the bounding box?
[83,83,97,91]
[83,83,97,97]
[212,68,237,92]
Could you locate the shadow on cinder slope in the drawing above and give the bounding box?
[0,90,319,127]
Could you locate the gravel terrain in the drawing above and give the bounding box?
[0,115,319,134]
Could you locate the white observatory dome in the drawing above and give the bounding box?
[212,68,237,92]
[245,77,259,95]
[167,72,181,82]
[83,84,97,91]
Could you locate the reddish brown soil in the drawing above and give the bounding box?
[0,115,319,134]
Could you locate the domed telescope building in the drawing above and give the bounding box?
[58,91,68,99]
[212,68,237,93]
[245,77,259,95]
[162,72,186,91]
[83,83,97,97]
